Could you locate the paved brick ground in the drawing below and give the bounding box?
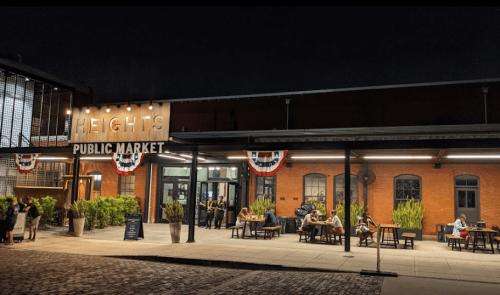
[0,249,383,295]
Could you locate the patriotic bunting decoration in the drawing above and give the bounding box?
[111,153,145,176]
[13,153,41,174]
[245,151,288,177]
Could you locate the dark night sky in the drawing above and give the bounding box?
[1,7,499,104]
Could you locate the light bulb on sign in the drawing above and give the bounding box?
[127,104,131,111]
[85,107,90,114]
[106,105,110,113]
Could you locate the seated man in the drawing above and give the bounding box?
[300,210,321,242]
[326,209,344,236]
[263,207,277,228]
[452,214,471,246]
[356,212,376,246]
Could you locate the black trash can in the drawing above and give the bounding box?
[278,217,287,234]
[284,217,297,233]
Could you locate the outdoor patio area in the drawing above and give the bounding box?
[6,223,500,283]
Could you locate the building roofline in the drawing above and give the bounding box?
[0,57,91,93]
[94,77,500,106]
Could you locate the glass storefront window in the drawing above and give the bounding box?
[208,166,238,180]
[334,174,359,206]
[163,167,190,177]
[304,174,326,204]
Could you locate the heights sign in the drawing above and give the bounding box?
[70,102,170,154]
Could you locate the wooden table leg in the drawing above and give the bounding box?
[241,221,247,239]
[473,232,477,253]
[489,233,495,254]
[392,229,397,248]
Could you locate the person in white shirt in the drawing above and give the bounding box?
[300,210,321,242]
[326,209,344,235]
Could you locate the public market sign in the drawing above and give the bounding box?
[70,102,170,143]
[72,141,166,154]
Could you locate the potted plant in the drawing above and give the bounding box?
[71,200,86,237]
[336,200,364,236]
[164,200,184,243]
[249,198,276,218]
[310,200,326,217]
[391,198,425,240]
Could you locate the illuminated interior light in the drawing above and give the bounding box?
[291,156,345,159]
[215,167,220,170]
[25,77,29,81]
[158,154,187,161]
[179,154,206,161]
[363,156,433,159]
[231,167,237,170]
[197,167,203,170]
[446,155,500,159]
[66,109,71,115]
[209,167,215,170]
[80,157,112,160]
[227,156,247,159]
[54,87,58,90]
[38,157,69,160]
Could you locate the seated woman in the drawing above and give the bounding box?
[356,212,376,246]
[326,209,344,236]
[235,207,253,237]
[452,214,470,245]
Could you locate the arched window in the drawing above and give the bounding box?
[88,171,102,191]
[334,174,359,206]
[303,174,326,204]
[394,174,421,207]
[255,176,276,202]
[118,173,135,196]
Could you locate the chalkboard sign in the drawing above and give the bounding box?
[124,213,144,240]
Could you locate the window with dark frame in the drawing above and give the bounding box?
[303,174,326,205]
[118,174,135,196]
[394,175,421,207]
[88,171,102,191]
[334,174,359,206]
[455,176,478,209]
[255,176,276,203]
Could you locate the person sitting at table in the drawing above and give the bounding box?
[326,209,344,236]
[235,207,253,237]
[301,210,321,242]
[356,211,376,246]
[263,207,277,227]
[452,214,471,245]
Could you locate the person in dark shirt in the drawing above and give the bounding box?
[263,207,277,227]
[214,196,226,229]
[17,197,27,212]
[5,197,19,246]
[24,197,41,241]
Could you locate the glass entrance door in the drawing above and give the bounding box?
[226,182,237,227]
[456,188,479,225]
[197,182,209,227]
[160,181,189,223]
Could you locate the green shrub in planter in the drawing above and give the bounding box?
[391,198,424,230]
[164,200,184,223]
[95,197,111,228]
[310,200,326,216]
[83,200,98,230]
[0,194,16,212]
[39,196,58,226]
[249,198,276,217]
[71,200,86,218]
[118,195,139,216]
[335,200,364,226]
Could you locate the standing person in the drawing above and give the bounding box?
[199,197,214,229]
[4,197,19,246]
[214,196,226,229]
[326,209,344,236]
[17,197,27,212]
[300,210,321,242]
[24,197,41,241]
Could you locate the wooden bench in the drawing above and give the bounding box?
[297,229,310,242]
[446,234,465,251]
[261,225,282,240]
[229,226,242,238]
[494,236,500,250]
[332,232,345,245]
[401,232,416,249]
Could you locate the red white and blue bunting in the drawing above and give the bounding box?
[13,153,41,174]
[111,153,145,176]
[245,151,288,177]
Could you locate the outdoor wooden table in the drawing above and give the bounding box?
[241,217,266,239]
[313,221,332,244]
[466,228,498,254]
[379,224,400,248]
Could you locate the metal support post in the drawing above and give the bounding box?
[345,148,351,252]
[187,150,198,243]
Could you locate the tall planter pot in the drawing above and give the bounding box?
[396,228,422,241]
[169,222,182,243]
[73,217,85,237]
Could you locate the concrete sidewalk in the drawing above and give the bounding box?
[3,223,500,294]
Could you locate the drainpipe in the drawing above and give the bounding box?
[482,87,489,124]
[285,99,291,130]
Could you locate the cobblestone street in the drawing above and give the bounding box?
[1,249,383,295]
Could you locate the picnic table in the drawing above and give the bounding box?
[379,224,400,248]
[466,228,498,254]
[241,217,265,239]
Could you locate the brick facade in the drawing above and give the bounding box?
[249,163,500,235]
